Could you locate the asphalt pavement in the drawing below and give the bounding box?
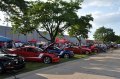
[6,49,120,79]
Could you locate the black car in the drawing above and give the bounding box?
[0,51,25,73]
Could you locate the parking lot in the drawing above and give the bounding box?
[6,49,120,79]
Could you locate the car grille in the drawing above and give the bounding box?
[11,58,24,65]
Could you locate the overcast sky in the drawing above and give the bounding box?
[78,0,120,39]
[0,0,120,40]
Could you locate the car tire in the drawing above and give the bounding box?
[0,64,4,74]
[64,54,70,59]
[43,56,52,64]
[94,50,98,53]
[85,51,89,55]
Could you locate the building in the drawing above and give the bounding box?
[0,26,87,44]
[0,26,50,42]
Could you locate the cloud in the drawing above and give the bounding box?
[119,7,120,11]
[82,0,120,8]
[0,12,6,25]
[86,10,120,39]
[93,12,120,25]
[88,22,101,40]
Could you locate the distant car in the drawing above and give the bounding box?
[0,51,25,73]
[64,46,91,54]
[95,44,107,52]
[46,46,74,59]
[118,44,120,48]
[7,46,60,64]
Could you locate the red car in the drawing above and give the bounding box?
[64,46,91,54]
[82,45,99,53]
[7,46,60,64]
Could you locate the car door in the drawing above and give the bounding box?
[26,47,38,57]
[20,48,28,57]
[78,47,83,54]
[65,47,74,52]
[73,46,81,54]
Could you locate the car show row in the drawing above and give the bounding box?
[0,42,118,73]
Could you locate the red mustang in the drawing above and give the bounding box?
[7,46,60,64]
[64,46,91,54]
[82,45,99,53]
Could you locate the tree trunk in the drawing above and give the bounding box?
[35,29,50,41]
[75,36,81,46]
[50,37,55,43]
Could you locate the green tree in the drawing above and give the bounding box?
[0,0,28,14]
[10,0,84,43]
[93,26,116,43]
[68,15,93,45]
[114,35,120,43]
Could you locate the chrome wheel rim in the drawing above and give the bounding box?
[94,50,98,53]
[85,51,89,54]
[44,57,51,64]
[64,54,69,59]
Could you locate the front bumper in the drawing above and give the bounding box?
[5,62,25,70]
[52,57,60,63]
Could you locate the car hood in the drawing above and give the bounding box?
[0,54,18,60]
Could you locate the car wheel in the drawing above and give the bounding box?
[64,54,70,59]
[85,51,89,54]
[0,64,4,73]
[43,56,52,64]
[94,50,98,53]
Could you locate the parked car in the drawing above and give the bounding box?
[46,46,74,59]
[0,51,25,73]
[118,44,120,48]
[82,45,99,53]
[7,46,60,64]
[95,44,107,52]
[64,46,91,54]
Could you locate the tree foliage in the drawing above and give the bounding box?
[68,14,93,44]
[0,0,28,14]
[114,35,120,43]
[10,0,84,43]
[93,26,116,43]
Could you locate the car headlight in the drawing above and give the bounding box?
[8,62,11,65]
[2,61,11,66]
[21,57,25,61]
[14,59,19,64]
[19,56,25,61]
